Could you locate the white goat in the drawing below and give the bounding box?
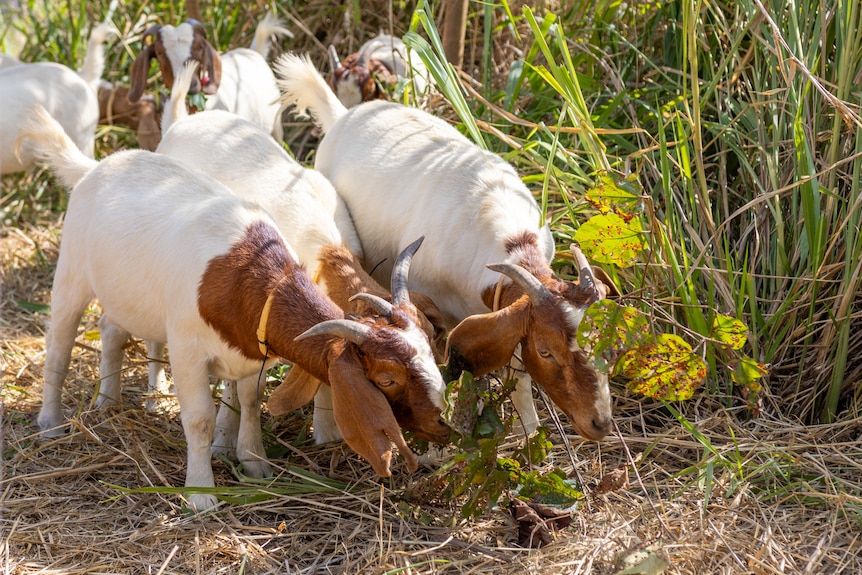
[1,22,113,174]
[19,103,448,510]
[275,53,616,441]
[129,13,289,141]
[327,34,431,108]
[157,63,448,448]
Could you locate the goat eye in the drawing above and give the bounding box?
[538,350,552,358]
[376,378,395,388]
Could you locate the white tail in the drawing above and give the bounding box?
[274,53,347,134]
[160,61,200,136]
[77,21,117,93]
[249,13,293,61]
[16,104,98,188]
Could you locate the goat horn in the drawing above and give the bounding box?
[349,292,394,316]
[357,40,384,66]
[141,24,161,43]
[486,262,551,304]
[295,319,371,346]
[328,45,342,71]
[391,236,424,306]
[184,19,206,37]
[569,244,599,296]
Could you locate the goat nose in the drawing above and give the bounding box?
[592,416,612,438]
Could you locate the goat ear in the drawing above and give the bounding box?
[136,102,161,151]
[328,352,418,476]
[445,300,528,377]
[202,40,222,95]
[590,266,621,298]
[266,366,323,416]
[128,44,155,102]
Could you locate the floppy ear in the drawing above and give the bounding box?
[328,352,418,476]
[202,39,222,95]
[445,299,529,377]
[128,44,156,102]
[267,366,322,416]
[590,266,621,298]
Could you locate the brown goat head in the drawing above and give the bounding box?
[129,20,222,103]
[326,43,396,108]
[445,243,615,441]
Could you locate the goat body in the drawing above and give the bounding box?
[276,53,615,441]
[20,104,439,511]
[328,34,431,108]
[0,22,113,174]
[158,69,448,446]
[129,14,287,141]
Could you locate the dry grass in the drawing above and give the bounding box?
[2,223,862,574]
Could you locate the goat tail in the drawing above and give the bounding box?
[77,21,117,93]
[161,61,200,136]
[274,52,347,134]
[250,12,293,61]
[16,104,98,189]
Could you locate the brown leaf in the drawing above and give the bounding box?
[508,497,574,548]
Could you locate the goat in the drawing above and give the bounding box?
[157,63,448,448]
[275,53,616,441]
[19,103,449,511]
[128,13,290,141]
[98,81,162,151]
[327,34,431,108]
[1,22,113,174]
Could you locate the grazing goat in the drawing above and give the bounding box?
[98,81,162,151]
[19,104,448,510]
[327,34,431,107]
[128,13,290,141]
[1,22,113,174]
[275,53,616,441]
[157,64,448,447]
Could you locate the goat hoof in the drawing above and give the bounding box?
[240,459,272,479]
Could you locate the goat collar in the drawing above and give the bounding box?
[257,277,289,358]
[257,266,325,358]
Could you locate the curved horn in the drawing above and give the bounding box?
[357,39,384,65]
[349,292,395,316]
[141,24,162,44]
[569,244,599,296]
[328,45,342,71]
[184,18,207,37]
[391,236,424,306]
[295,318,372,346]
[486,262,551,304]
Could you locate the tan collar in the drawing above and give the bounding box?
[257,263,325,358]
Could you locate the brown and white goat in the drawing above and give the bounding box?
[128,13,289,140]
[157,69,447,447]
[327,34,431,108]
[19,103,449,511]
[276,53,617,441]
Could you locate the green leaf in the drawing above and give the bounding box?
[574,213,646,267]
[617,333,706,400]
[578,300,650,373]
[16,300,51,314]
[516,468,583,507]
[731,355,767,390]
[585,172,645,220]
[711,314,748,350]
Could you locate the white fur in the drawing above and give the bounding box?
[21,104,290,511]
[158,67,445,445]
[275,53,609,436]
[0,22,113,174]
[157,14,288,140]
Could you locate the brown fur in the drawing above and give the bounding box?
[446,232,613,441]
[198,223,448,472]
[128,21,222,103]
[327,54,396,103]
[98,84,162,151]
